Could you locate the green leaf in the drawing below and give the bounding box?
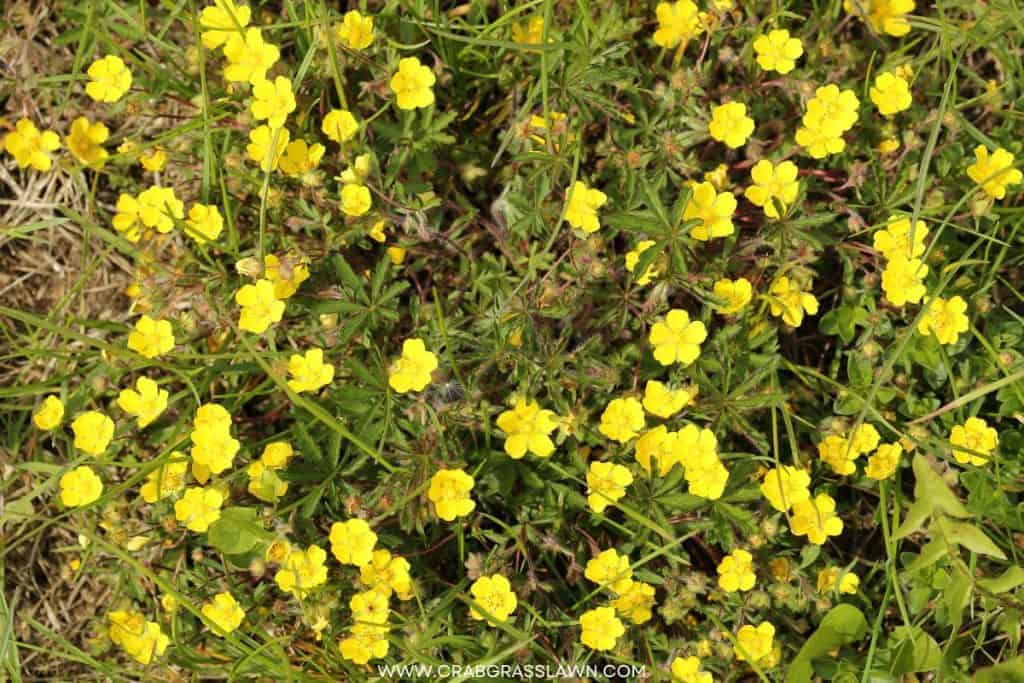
[887,626,942,674]
[975,657,1024,683]
[894,498,932,540]
[938,518,1008,560]
[786,604,868,682]
[903,538,948,573]
[979,566,1024,594]
[943,565,972,632]
[207,507,266,556]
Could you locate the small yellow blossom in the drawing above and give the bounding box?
[338,623,389,664]
[796,85,860,158]
[753,29,803,74]
[336,10,374,50]
[469,574,518,625]
[246,461,287,501]
[579,606,625,651]
[235,278,286,333]
[139,147,167,172]
[918,296,969,345]
[734,621,775,664]
[388,338,438,393]
[60,466,104,507]
[497,398,559,458]
[845,0,915,37]
[870,71,912,116]
[190,419,240,476]
[683,446,729,500]
[670,656,713,683]
[873,215,927,260]
[201,592,244,635]
[33,395,64,430]
[341,183,372,217]
[564,181,607,233]
[716,549,756,592]
[387,246,407,265]
[246,125,289,171]
[287,348,334,393]
[611,580,655,624]
[818,566,860,594]
[260,441,294,469]
[768,276,819,327]
[966,145,1022,200]
[790,493,843,545]
[390,57,435,110]
[818,434,857,475]
[263,254,309,299]
[251,76,296,128]
[185,203,223,243]
[275,545,329,598]
[322,109,359,143]
[744,160,799,219]
[350,589,389,626]
[279,139,325,176]
[360,549,413,600]
[200,0,252,49]
[713,277,753,314]
[330,519,378,567]
[117,376,169,428]
[140,457,188,503]
[584,549,633,594]
[760,465,811,511]
[635,426,684,475]
[223,27,279,84]
[709,102,754,149]
[866,443,902,479]
[586,461,633,513]
[625,240,660,285]
[71,411,116,455]
[649,309,707,366]
[3,119,60,171]
[340,154,371,185]
[136,185,184,233]
[85,55,132,102]
[642,380,692,419]
[108,611,169,665]
[881,256,928,307]
[66,117,109,167]
[684,181,736,240]
[653,1,705,50]
[174,486,224,532]
[512,16,545,44]
[950,416,998,466]
[428,468,476,521]
[599,397,645,443]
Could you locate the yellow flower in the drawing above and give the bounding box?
[336,10,374,50]
[322,109,359,143]
[796,85,860,158]
[194,402,232,431]
[760,465,811,511]
[734,621,775,664]
[950,416,998,466]
[873,215,928,260]
[139,147,167,171]
[579,606,625,651]
[681,435,729,500]
[85,55,132,103]
[33,395,64,430]
[200,0,252,49]
[845,0,915,37]
[137,185,184,233]
[279,139,325,176]
[246,125,289,171]
[117,376,169,428]
[870,71,912,116]
[966,145,1022,200]
[263,254,309,299]
[611,580,655,624]
[351,589,389,626]
[642,380,692,419]
[265,538,292,564]
[599,397,645,443]
[235,278,286,333]
[635,426,684,475]
[818,434,857,475]
[388,338,438,393]
[339,623,389,664]
[866,442,902,479]
[564,180,607,233]
[223,27,279,84]
[112,193,145,242]
[71,411,115,455]
[713,277,753,314]
[653,1,705,50]
[60,466,103,507]
[260,441,294,469]
[586,461,633,513]
[108,611,169,665]
[368,219,387,242]
[716,549,756,592]
[670,655,713,683]
[66,117,110,166]
[287,348,334,393]
[174,486,225,532]
[918,296,969,345]
[340,154,371,185]
[625,240,660,285]
[850,423,880,455]
[512,16,545,44]
[768,276,819,327]
[817,566,860,594]
[496,398,559,459]
[275,545,328,598]
[185,203,223,243]
[649,309,707,366]
[190,421,240,475]
[790,493,843,545]
[246,461,287,501]
[795,123,846,159]
[387,246,407,265]
[390,56,436,110]
[744,160,799,219]
[428,468,476,521]
[881,256,928,307]
[127,315,175,359]
[140,457,188,503]
[329,519,378,567]
[753,29,803,74]
[469,574,518,625]
[250,76,296,128]
[879,137,900,154]
[341,183,372,217]
[360,549,413,600]
[3,118,60,171]
[201,592,244,635]
[584,548,633,594]
[684,181,736,240]
[708,102,755,149]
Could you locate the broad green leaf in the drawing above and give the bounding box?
[943,565,972,632]
[938,517,1008,560]
[786,604,868,682]
[208,507,266,556]
[974,657,1024,683]
[887,626,942,674]
[903,538,948,573]
[979,566,1024,594]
